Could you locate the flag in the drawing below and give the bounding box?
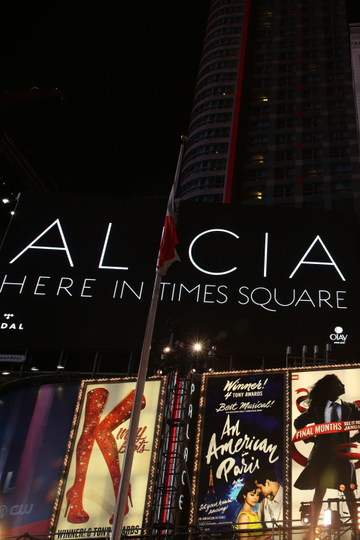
[156,136,186,276]
[156,179,181,276]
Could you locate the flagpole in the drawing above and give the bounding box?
[110,135,187,540]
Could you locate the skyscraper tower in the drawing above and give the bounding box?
[180,0,360,216]
[350,23,360,148]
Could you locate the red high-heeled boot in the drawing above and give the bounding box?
[65,387,109,523]
[94,389,146,524]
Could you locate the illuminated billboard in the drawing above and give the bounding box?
[0,383,80,537]
[0,190,359,358]
[51,378,164,539]
[291,367,360,527]
[191,372,285,530]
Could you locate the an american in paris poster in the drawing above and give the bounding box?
[291,368,360,524]
[53,379,163,538]
[194,373,284,529]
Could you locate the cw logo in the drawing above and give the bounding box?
[0,504,33,518]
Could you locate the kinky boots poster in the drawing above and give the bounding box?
[51,379,164,538]
[192,372,285,530]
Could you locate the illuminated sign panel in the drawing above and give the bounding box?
[0,190,359,357]
[291,367,360,527]
[191,372,284,529]
[0,383,80,537]
[51,378,164,538]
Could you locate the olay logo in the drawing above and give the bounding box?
[329,326,348,344]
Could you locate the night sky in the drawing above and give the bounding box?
[0,0,360,198]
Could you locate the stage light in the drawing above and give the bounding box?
[2,199,10,204]
[190,368,196,374]
[57,364,64,370]
[356,501,360,529]
[163,346,171,354]
[157,369,163,376]
[324,509,341,528]
[31,366,39,372]
[350,483,357,491]
[193,343,202,352]
[324,508,332,526]
[339,484,346,492]
[300,503,312,524]
[2,371,10,375]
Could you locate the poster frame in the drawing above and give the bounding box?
[189,363,360,530]
[49,376,166,536]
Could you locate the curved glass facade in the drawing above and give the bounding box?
[180,0,360,215]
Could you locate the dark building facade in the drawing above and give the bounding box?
[180,0,360,215]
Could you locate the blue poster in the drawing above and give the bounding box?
[0,383,79,536]
[195,373,284,530]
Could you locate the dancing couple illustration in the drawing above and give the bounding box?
[64,387,146,524]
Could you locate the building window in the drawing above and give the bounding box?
[303,38,320,47]
[303,101,321,112]
[274,184,295,197]
[278,76,296,85]
[189,112,232,132]
[303,182,324,195]
[275,167,295,178]
[303,62,319,72]
[330,163,352,175]
[191,99,234,119]
[303,88,320,98]
[278,64,297,72]
[303,117,322,127]
[247,153,268,163]
[181,176,225,196]
[303,74,321,83]
[328,86,346,96]
[198,59,239,80]
[331,180,352,192]
[302,148,323,159]
[194,84,236,105]
[244,187,265,199]
[276,133,296,143]
[329,146,350,157]
[249,120,270,130]
[303,50,320,59]
[183,143,229,164]
[279,51,296,60]
[276,118,296,129]
[277,103,296,114]
[328,100,347,109]
[248,135,270,145]
[278,89,296,99]
[253,77,272,87]
[275,150,295,161]
[196,72,238,91]
[303,132,322,142]
[187,193,224,203]
[279,40,296,49]
[303,165,324,176]
[181,158,227,180]
[250,104,271,115]
[329,130,349,140]
[329,114,347,124]
[246,169,268,181]
[187,127,231,146]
